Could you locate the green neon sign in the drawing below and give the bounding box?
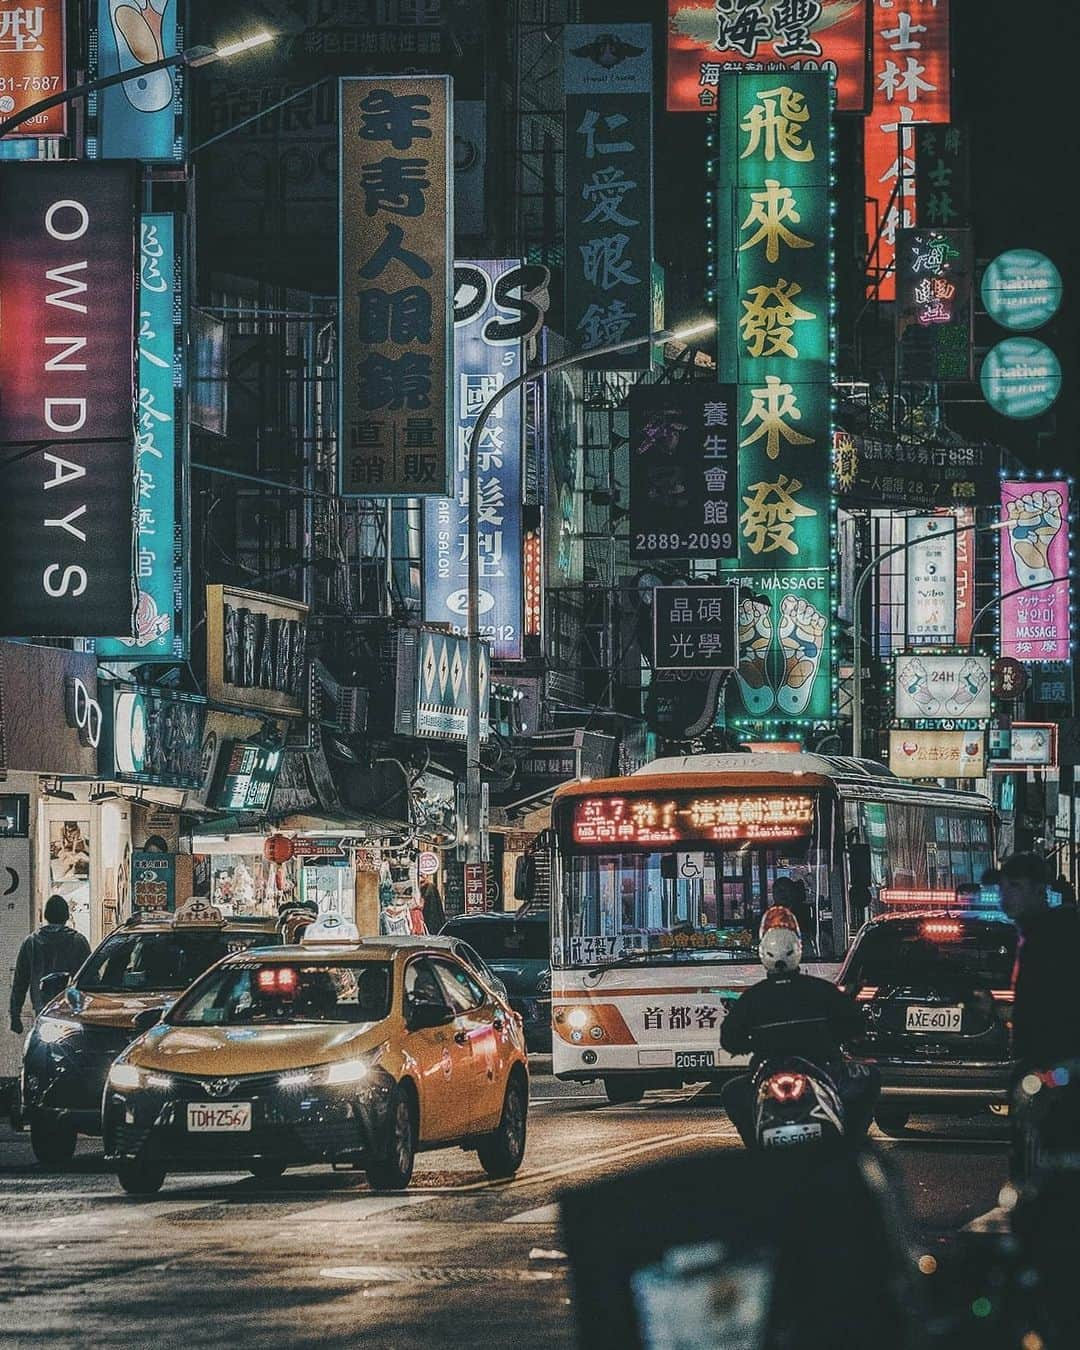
[980,337,1061,420]
[981,249,1062,332]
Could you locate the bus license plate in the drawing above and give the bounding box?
[905,1005,962,1033]
[675,1051,715,1070]
[186,1103,252,1132]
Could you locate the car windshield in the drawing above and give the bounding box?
[842,921,1016,989]
[442,920,550,962]
[169,961,393,1026]
[78,930,275,993]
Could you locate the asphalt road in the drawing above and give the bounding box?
[0,1062,1009,1350]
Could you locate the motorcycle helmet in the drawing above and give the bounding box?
[759,904,800,938]
[760,923,802,976]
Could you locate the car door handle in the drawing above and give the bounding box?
[454,1030,468,1045]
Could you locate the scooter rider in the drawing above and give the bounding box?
[720,906,878,1147]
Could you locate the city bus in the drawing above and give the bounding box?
[549,753,996,1100]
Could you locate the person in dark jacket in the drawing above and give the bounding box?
[9,895,91,1034]
[1001,852,1080,1069]
[720,909,876,1146]
[420,878,445,935]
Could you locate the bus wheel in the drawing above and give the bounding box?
[604,1077,645,1105]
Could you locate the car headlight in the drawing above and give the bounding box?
[536,970,551,995]
[108,1062,142,1090]
[35,1016,82,1045]
[325,1058,370,1085]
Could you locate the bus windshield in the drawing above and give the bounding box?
[554,788,838,967]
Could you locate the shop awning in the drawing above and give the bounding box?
[189,807,409,841]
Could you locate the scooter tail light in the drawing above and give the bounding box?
[991,989,1014,1004]
[855,986,879,1002]
[766,1072,808,1102]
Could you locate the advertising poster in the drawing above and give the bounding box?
[999,480,1070,662]
[893,655,992,722]
[905,515,956,645]
[629,384,738,563]
[832,430,999,510]
[96,214,182,658]
[889,730,985,780]
[339,76,453,496]
[666,0,869,113]
[90,0,184,161]
[981,338,1061,421]
[864,0,951,300]
[0,0,66,136]
[727,569,832,721]
[564,24,653,370]
[981,250,1063,333]
[206,585,309,717]
[131,851,175,912]
[48,817,91,937]
[0,162,137,636]
[423,259,523,660]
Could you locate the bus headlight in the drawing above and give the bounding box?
[566,1008,589,1030]
[589,1025,604,1040]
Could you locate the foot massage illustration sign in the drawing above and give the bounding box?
[91,0,183,161]
[999,480,1070,664]
[730,569,831,720]
[893,655,991,722]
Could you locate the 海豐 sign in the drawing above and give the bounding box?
[564,24,653,370]
[889,730,985,779]
[0,162,138,637]
[981,250,1062,333]
[896,227,973,382]
[653,586,738,672]
[666,0,869,113]
[999,480,1070,663]
[339,76,453,496]
[893,655,991,722]
[981,337,1061,421]
[629,384,738,563]
[423,259,524,660]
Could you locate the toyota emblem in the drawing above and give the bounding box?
[203,1078,236,1099]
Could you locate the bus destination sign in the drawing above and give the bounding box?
[571,793,815,847]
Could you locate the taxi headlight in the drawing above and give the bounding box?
[108,1063,142,1090]
[325,1058,370,1086]
[35,1017,82,1045]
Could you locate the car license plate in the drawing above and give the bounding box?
[762,1122,822,1148]
[186,1102,252,1133]
[905,1004,963,1033]
[675,1051,715,1069]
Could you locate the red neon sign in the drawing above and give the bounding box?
[570,792,816,847]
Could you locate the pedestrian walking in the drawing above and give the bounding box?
[9,895,92,1033]
[420,876,445,935]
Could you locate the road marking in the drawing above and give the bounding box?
[319,1265,560,1285]
[285,1193,429,1223]
[505,1204,559,1224]
[963,1206,1011,1234]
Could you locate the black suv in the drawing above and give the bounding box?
[839,909,1017,1134]
[441,911,552,1051]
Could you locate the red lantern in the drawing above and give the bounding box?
[264,833,295,863]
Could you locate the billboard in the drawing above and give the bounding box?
[0,0,66,137]
[832,430,999,509]
[1000,480,1070,663]
[981,250,1062,333]
[981,338,1061,421]
[889,730,985,779]
[893,655,992,721]
[895,227,973,382]
[89,0,185,161]
[205,586,309,718]
[339,76,453,496]
[0,162,137,636]
[666,0,869,113]
[905,515,956,645]
[99,685,206,788]
[564,25,653,369]
[864,0,951,300]
[628,384,738,563]
[653,586,738,671]
[727,569,832,721]
[96,214,182,659]
[423,259,523,660]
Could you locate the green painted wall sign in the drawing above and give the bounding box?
[981,249,1062,332]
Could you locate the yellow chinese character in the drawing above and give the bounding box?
[739,180,813,263]
[740,85,814,163]
[740,375,814,461]
[739,474,817,556]
[739,278,816,359]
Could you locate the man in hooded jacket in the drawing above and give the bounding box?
[9,894,91,1034]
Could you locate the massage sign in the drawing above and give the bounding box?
[0,162,139,636]
[715,73,834,726]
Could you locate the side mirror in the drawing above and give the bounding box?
[38,972,70,1004]
[406,996,455,1031]
[132,1006,164,1034]
[514,854,536,903]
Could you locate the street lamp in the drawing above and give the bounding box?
[463,319,716,864]
[0,31,275,139]
[850,517,1011,758]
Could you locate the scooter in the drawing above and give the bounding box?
[753,1055,846,1149]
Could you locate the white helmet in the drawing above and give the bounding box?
[760,925,802,976]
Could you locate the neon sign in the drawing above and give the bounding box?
[570,792,816,846]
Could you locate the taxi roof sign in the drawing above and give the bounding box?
[301,915,360,944]
[174,898,225,926]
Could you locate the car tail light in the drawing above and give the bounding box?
[855,986,879,1003]
[920,920,963,940]
[991,989,1014,1005]
[766,1072,807,1102]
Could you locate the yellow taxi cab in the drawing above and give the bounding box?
[103,917,530,1195]
[20,899,280,1166]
